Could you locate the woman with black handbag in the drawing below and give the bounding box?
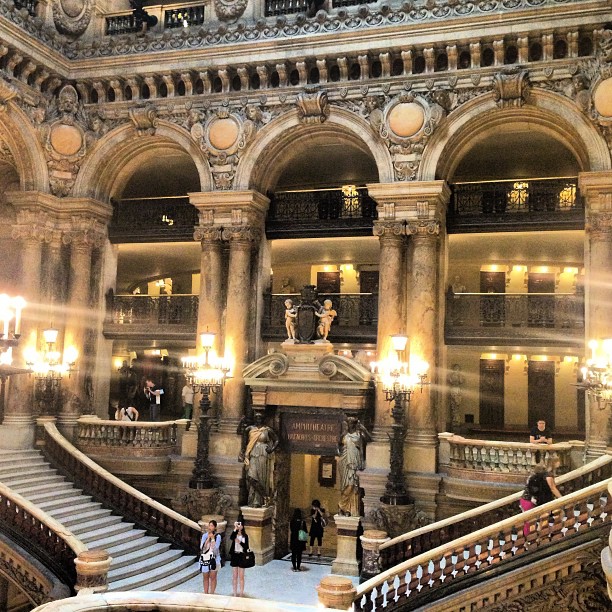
[230,519,250,597]
[289,508,308,572]
[199,520,221,594]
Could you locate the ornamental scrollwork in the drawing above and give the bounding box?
[129,104,158,136]
[492,68,531,108]
[52,0,92,37]
[296,89,330,124]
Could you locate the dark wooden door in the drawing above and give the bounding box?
[528,273,555,327]
[479,359,505,427]
[480,271,506,326]
[528,360,555,429]
[317,271,341,294]
[359,271,379,325]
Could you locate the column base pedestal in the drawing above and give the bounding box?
[332,514,361,577]
[240,506,274,565]
[0,422,34,449]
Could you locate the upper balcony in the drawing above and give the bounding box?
[266,187,377,239]
[445,292,584,347]
[448,178,584,234]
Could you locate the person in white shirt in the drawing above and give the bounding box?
[181,383,194,420]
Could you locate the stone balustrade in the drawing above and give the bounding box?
[42,421,201,555]
[0,483,88,589]
[376,454,612,574]
[439,433,575,483]
[76,419,178,452]
[603,480,612,603]
[356,474,612,611]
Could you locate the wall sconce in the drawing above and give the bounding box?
[577,339,612,408]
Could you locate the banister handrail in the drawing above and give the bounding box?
[444,435,573,451]
[379,453,612,554]
[78,418,181,428]
[43,421,201,552]
[358,474,612,607]
[0,482,86,589]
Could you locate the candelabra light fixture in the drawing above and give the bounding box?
[0,294,26,365]
[371,334,429,505]
[578,339,612,408]
[181,330,231,489]
[25,327,78,386]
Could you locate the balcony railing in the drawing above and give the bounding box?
[448,178,584,232]
[264,0,309,16]
[77,420,178,452]
[164,5,205,28]
[109,196,199,242]
[445,292,584,345]
[106,294,198,326]
[262,292,378,342]
[266,187,377,238]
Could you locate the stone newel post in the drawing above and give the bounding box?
[360,529,390,582]
[74,550,112,593]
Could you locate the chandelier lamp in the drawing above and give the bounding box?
[24,327,78,389]
[371,334,429,505]
[0,294,26,366]
[181,330,231,489]
[579,339,612,407]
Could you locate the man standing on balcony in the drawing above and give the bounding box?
[530,419,553,463]
[145,378,164,421]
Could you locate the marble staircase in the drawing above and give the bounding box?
[0,449,199,592]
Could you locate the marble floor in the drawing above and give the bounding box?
[170,557,360,607]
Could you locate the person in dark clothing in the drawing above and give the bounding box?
[289,508,307,572]
[519,458,562,536]
[229,519,249,597]
[530,418,552,463]
[309,499,325,557]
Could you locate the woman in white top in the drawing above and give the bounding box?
[115,406,139,421]
[200,520,221,594]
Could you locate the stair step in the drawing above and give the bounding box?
[108,556,197,591]
[39,497,97,514]
[69,515,123,535]
[105,534,157,559]
[0,465,56,479]
[0,455,46,468]
[5,474,66,490]
[26,487,82,504]
[108,548,183,581]
[0,449,41,458]
[132,560,200,592]
[59,508,113,526]
[109,540,171,570]
[80,523,138,547]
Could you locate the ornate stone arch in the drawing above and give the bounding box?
[72,120,213,200]
[420,89,611,182]
[0,103,48,193]
[234,106,394,192]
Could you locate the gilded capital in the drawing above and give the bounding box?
[62,217,107,249]
[586,212,612,241]
[194,225,223,242]
[222,225,260,243]
[373,220,405,238]
[406,220,441,237]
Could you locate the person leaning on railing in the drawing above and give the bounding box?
[530,418,552,463]
[520,457,562,536]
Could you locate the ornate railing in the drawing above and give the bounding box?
[266,188,377,238]
[377,454,612,572]
[42,422,201,555]
[109,196,199,242]
[264,0,309,16]
[262,292,378,341]
[105,13,138,36]
[76,419,178,451]
[164,5,205,28]
[358,472,612,610]
[0,483,85,592]
[443,435,572,480]
[106,294,199,327]
[14,0,38,16]
[448,178,584,231]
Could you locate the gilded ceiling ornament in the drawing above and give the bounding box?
[214,0,248,23]
[52,0,92,37]
[492,68,531,108]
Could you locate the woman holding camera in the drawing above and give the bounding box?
[200,520,221,594]
[230,519,249,597]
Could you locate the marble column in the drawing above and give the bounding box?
[372,220,406,432]
[579,171,612,459]
[222,225,257,429]
[0,226,44,448]
[58,226,100,437]
[194,226,224,342]
[405,220,440,472]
